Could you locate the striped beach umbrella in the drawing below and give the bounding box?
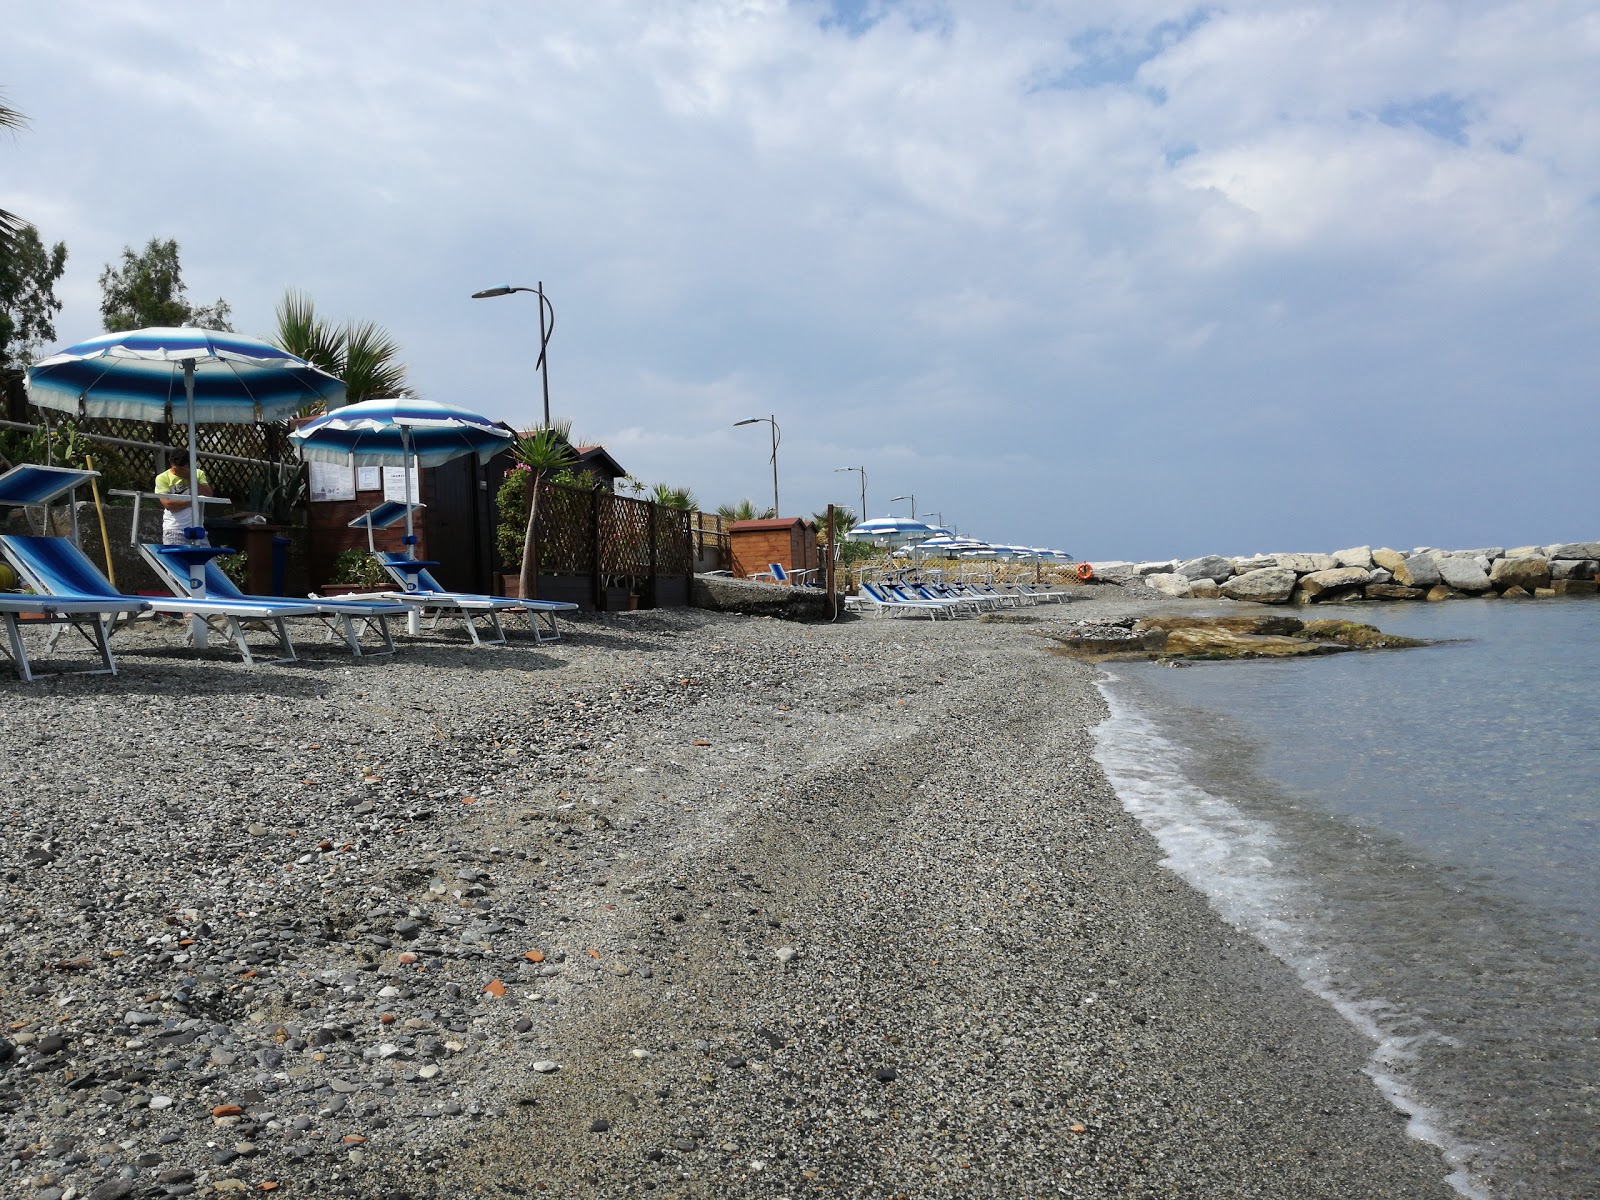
[290,397,513,545]
[28,327,345,542]
[846,516,936,545]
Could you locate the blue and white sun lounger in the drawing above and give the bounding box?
[375,554,579,645]
[848,581,953,619]
[0,593,148,682]
[0,535,319,666]
[140,545,410,658]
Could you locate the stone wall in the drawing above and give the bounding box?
[1088,542,1600,605]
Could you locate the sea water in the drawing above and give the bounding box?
[1090,598,1599,1200]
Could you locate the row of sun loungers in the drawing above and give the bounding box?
[846,575,1069,619]
[0,533,580,682]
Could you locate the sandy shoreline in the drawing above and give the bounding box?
[0,593,1456,1198]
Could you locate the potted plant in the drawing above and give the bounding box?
[320,548,389,596]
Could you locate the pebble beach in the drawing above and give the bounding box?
[1,591,1461,1199]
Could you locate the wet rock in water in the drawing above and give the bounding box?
[1294,567,1369,603]
[1490,556,1550,592]
[1367,583,1425,601]
[1437,557,1494,593]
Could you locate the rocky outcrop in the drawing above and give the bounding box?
[1189,578,1222,599]
[1552,559,1598,579]
[1220,567,1298,604]
[1436,557,1493,593]
[1295,567,1369,602]
[1371,547,1407,572]
[693,575,828,620]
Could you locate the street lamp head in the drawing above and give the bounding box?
[734,418,763,427]
[470,286,515,299]
[891,494,911,502]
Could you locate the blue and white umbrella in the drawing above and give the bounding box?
[28,327,346,543]
[846,516,936,545]
[290,397,514,546]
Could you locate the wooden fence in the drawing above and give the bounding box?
[524,480,693,609]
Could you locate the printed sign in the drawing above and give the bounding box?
[308,460,355,503]
[357,466,381,492]
[382,464,419,505]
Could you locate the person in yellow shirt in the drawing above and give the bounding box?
[154,450,213,545]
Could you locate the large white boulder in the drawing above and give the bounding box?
[1145,573,1194,598]
[1490,556,1551,591]
[1219,567,1298,604]
[1135,560,1177,575]
[1551,559,1598,580]
[1436,556,1493,593]
[1393,556,1442,588]
[1332,546,1374,570]
[1548,542,1600,560]
[1177,555,1234,582]
[1296,567,1370,601]
[1277,553,1339,574]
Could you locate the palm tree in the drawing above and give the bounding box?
[651,482,697,511]
[716,498,773,522]
[273,290,408,412]
[514,422,576,601]
[1,95,30,263]
[814,507,857,540]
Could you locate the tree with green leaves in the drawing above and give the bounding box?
[99,237,232,332]
[813,507,857,541]
[272,289,407,411]
[512,422,576,601]
[0,223,67,373]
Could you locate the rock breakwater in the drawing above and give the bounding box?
[1091,542,1600,605]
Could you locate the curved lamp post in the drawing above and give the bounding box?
[471,283,555,427]
[890,493,916,518]
[734,414,780,517]
[834,465,866,524]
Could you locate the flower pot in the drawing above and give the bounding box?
[500,574,522,598]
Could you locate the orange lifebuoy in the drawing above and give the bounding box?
[1076,562,1095,581]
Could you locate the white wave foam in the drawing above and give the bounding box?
[1091,673,1491,1200]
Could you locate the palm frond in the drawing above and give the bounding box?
[342,320,408,405]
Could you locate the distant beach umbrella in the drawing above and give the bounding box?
[846,516,936,545]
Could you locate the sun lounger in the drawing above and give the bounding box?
[752,562,818,586]
[884,581,970,614]
[0,593,147,681]
[374,553,578,645]
[0,534,319,666]
[140,544,410,657]
[853,581,953,619]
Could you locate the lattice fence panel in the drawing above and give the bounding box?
[601,494,654,581]
[656,506,693,575]
[12,405,302,511]
[532,481,594,574]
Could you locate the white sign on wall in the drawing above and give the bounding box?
[357,466,381,492]
[308,460,355,503]
[382,463,419,504]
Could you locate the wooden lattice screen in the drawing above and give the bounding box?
[528,480,692,593]
[7,401,302,511]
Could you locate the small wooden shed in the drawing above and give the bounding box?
[728,517,819,581]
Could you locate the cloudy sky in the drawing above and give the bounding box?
[6,0,1598,559]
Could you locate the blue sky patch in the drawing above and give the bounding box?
[817,0,887,37]
[1030,8,1214,93]
[1379,92,1472,144]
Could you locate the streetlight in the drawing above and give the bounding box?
[833,465,866,523]
[471,283,555,427]
[890,493,916,518]
[734,414,780,517]
[924,511,944,529]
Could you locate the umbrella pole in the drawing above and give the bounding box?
[184,360,209,647]
[401,430,421,635]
